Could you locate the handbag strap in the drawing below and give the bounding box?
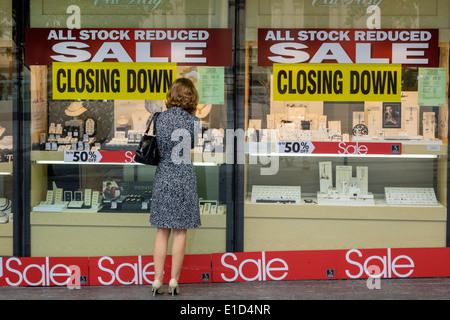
[144,112,161,135]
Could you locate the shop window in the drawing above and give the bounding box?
[244,0,450,252]
[26,0,233,257]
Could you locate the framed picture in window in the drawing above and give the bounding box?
[383,102,401,128]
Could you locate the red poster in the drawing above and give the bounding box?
[312,141,402,155]
[98,150,136,164]
[258,28,438,67]
[276,141,402,156]
[89,255,211,286]
[2,248,450,286]
[25,28,232,66]
[0,257,89,287]
[211,248,450,283]
[63,141,402,165]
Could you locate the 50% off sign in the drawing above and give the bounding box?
[64,150,102,163]
[275,141,315,154]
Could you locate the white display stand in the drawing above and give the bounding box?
[402,91,420,136]
[317,164,374,206]
[317,191,375,206]
[319,161,332,193]
[423,112,436,140]
[385,187,438,205]
[353,111,365,128]
[251,185,302,204]
[365,102,382,136]
[336,166,352,194]
[357,166,369,195]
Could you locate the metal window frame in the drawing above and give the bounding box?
[12,0,31,257]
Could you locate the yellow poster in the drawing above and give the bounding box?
[52,62,176,100]
[273,63,401,102]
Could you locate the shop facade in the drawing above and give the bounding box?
[0,0,449,278]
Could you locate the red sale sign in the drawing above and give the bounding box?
[212,248,450,283]
[89,254,211,286]
[258,28,438,67]
[97,150,137,164]
[276,141,402,156]
[64,150,137,164]
[25,28,232,66]
[0,257,89,287]
[2,247,450,286]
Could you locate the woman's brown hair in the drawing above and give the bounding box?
[165,78,199,114]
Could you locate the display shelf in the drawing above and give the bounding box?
[402,143,447,156]
[244,138,448,251]
[0,163,13,174]
[244,199,446,252]
[245,198,446,221]
[0,221,13,256]
[31,210,225,227]
[31,151,65,163]
[30,150,226,164]
[30,211,226,257]
[29,147,228,256]
[248,141,448,157]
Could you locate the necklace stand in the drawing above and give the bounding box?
[317,163,375,206]
[357,166,369,195]
[422,112,436,140]
[319,161,332,193]
[131,107,151,134]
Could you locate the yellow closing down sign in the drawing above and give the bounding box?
[273,63,401,101]
[52,62,176,100]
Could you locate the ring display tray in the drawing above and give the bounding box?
[251,185,302,204]
[385,187,438,205]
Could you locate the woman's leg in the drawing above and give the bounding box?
[153,227,171,282]
[170,229,187,281]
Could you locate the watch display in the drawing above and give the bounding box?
[352,123,369,136]
[85,117,96,137]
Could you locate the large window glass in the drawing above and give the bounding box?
[27,0,233,257]
[244,0,449,251]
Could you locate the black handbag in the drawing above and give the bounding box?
[134,112,161,165]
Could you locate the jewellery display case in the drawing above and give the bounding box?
[245,147,447,251]
[244,89,449,251]
[243,26,450,252]
[30,156,228,257]
[23,0,234,257]
[29,68,230,257]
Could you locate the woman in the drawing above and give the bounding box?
[150,78,201,296]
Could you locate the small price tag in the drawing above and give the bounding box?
[64,150,102,163]
[427,145,440,152]
[276,141,315,154]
